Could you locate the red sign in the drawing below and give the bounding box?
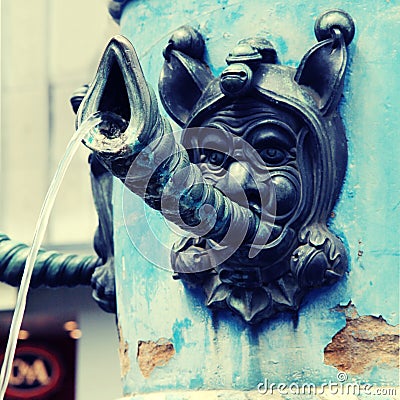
[2,345,63,399]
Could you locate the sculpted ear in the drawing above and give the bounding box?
[295,10,355,115]
[158,26,214,127]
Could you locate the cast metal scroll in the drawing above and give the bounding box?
[78,10,354,323]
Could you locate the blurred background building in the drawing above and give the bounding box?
[1,1,122,398]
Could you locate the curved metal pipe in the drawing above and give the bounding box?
[0,232,101,288]
[78,36,266,248]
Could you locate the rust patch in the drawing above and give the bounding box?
[324,302,399,374]
[118,322,130,378]
[137,338,175,378]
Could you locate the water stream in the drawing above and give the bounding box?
[0,111,122,399]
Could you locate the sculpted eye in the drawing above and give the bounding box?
[203,150,226,166]
[259,147,287,165]
[247,122,296,167]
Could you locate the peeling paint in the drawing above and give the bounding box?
[172,318,193,353]
[324,303,399,374]
[118,322,130,378]
[137,339,175,378]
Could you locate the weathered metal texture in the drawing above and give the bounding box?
[99,0,397,396]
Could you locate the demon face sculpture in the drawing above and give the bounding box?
[77,10,354,323]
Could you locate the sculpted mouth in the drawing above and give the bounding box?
[98,56,131,122]
[77,35,135,125]
[77,35,156,155]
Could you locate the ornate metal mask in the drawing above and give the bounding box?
[77,10,355,323]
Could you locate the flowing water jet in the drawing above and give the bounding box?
[0,111,124,399]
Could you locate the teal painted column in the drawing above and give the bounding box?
[111,1,399,398]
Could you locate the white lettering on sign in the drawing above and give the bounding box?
[10,358,50,386]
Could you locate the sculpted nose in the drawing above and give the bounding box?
[229,161,259,193]
[215,161,259,207]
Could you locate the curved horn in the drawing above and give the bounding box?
[295,9,355,115]
[159,26,214,127]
